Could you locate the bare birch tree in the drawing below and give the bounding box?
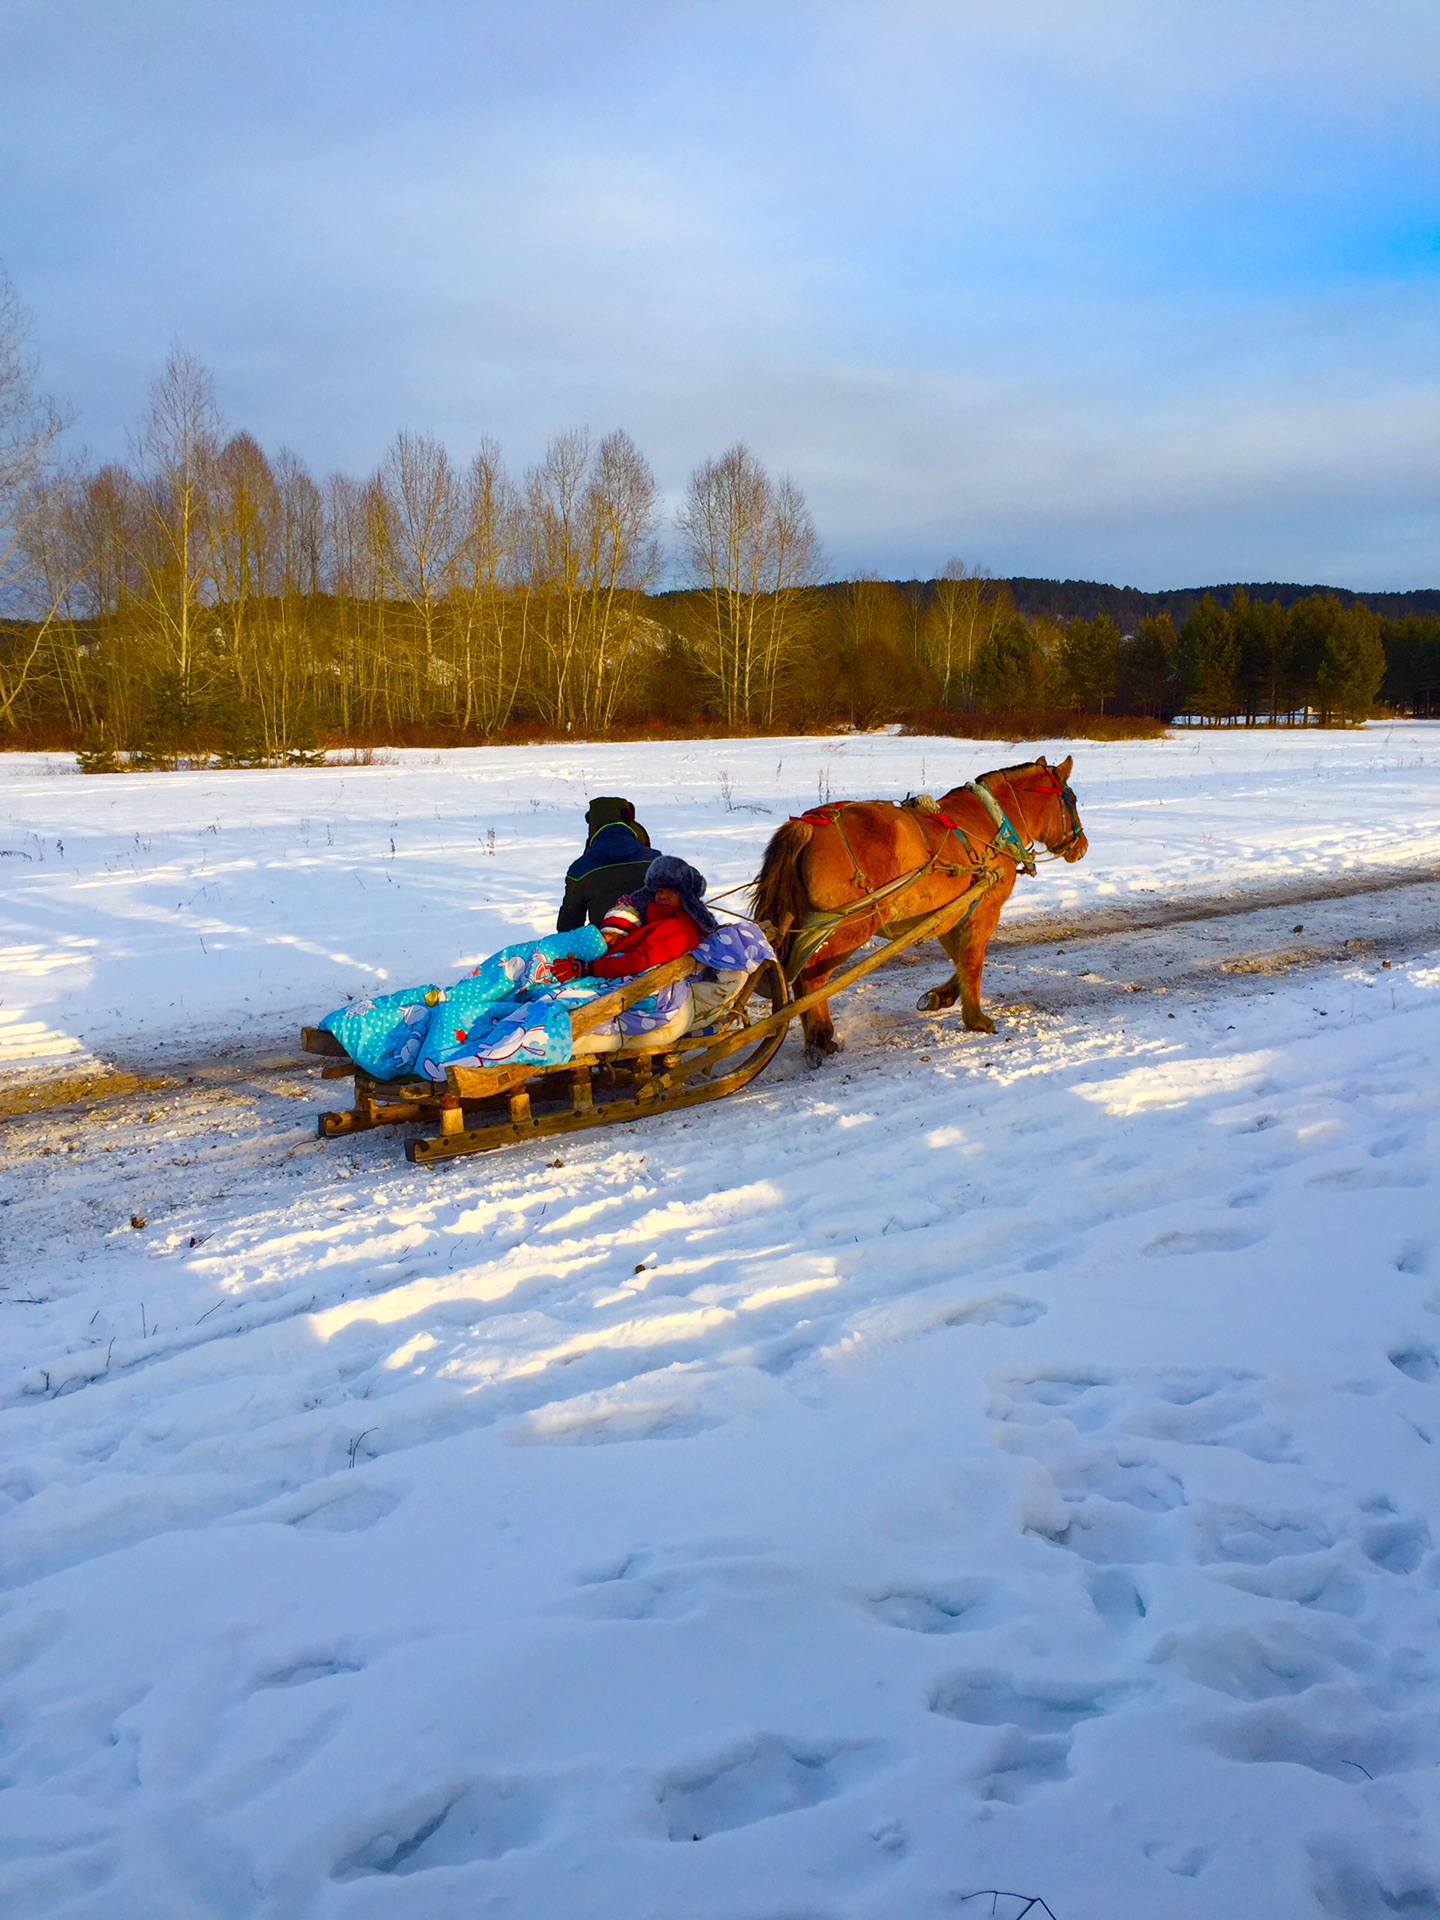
[275,448,324,597]
[526,429,659,732]
[452,438,527,733]
[526,428,591,730]
[580,428,660,731]
[0,263,69,729]
[918,559,998,709]
[134,348,221,726]
[378,430,459,698]
[208,433,277,719]
[678,445,820,726]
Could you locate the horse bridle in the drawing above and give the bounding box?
[971,768,1085,871]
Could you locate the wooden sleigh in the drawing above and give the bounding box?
[304,879,998,1166]
[303,950,793,1165]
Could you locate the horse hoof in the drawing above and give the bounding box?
[963,1015,996,1035]
[917,989,948,1013]
[804,1038,842,1068]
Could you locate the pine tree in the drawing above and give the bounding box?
[1118,613,1176,717]
[1316,602,1385,724]
[1180,596,1240,722]
[1059,615,1120,712]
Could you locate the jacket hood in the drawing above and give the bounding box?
[586,796,640,833]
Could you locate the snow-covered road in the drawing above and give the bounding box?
[2,724,1438,1074]
[3,729,1440,1918]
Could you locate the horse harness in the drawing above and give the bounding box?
[958,767,1085,871]
[805,773,1049,895]
[780,770,1081,980]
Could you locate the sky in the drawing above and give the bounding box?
[2,0,1439,589]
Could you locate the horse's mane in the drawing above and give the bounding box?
[975,756,1044,783]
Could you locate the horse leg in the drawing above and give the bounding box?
[939,889,1007,1033]
[798,968,842,1065]
[916,970,959,1013]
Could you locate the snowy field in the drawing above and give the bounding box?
[2,725,1440,1919]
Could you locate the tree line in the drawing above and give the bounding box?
[1,325,1431,763]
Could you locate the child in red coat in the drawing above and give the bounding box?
[551,855,715,984]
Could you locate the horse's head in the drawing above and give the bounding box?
[976,755,1087,864]
[1031,754,1088,863]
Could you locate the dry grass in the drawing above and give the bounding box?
[904,710,1169,741]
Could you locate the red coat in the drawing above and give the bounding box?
[587,901,704,979]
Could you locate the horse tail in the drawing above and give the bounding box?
[751,818,814,938]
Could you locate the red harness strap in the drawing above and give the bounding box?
[792,802,852,826]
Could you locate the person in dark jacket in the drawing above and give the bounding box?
[555,797,658,932]
[552,856,715,983]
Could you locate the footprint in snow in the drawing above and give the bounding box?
[928,1671,1133,1803]
[1086,1567,1147,1626]
[656,1734,884,1840]
[1201,1683,1437,1783]
[1388,1341,1439,1383]
[1140,1226,1268,1257]
[1143,1837,1214,1879]
[865,1578,1004,1635]
[1310,1838,1440,1918]
[1308,1165,1427,1190]
[566,1539,801,1622]
[334,1777,552,1877]
[253,1653,363,1689]
[1358,1514,1431,1574]
[1151,1619,1366,1702]
[1394,1237,1430,1274]
[1050,1451,1187,1513]
[1192,1505,1338,1565]
[1216,1555,1367,1616]
[284,1486,402,1533]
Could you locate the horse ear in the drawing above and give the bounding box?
[1057,754,1074,780]
[1036,754,1047,767]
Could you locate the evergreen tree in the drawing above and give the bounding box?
[973,602,1044,711]
[1316,600,1385,723]
[1118,612,1176,717]
[1234,592,1293,721]
[1380,615,1440,715]
[1059,615,1120,712]
[1179,595,1240,722]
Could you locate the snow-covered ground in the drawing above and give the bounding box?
[2,726,1440,1919]
[2,725,1439,1074]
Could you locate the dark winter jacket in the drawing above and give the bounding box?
[556,820,658,931]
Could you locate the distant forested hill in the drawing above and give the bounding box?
[976,579,1440,628]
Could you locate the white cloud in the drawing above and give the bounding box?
[2,0,1437,585]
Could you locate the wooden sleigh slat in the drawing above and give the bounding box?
[302,1025,348,1058]
[406,960,789,1164]
[443,955,699,1099]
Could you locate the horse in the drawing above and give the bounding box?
[750,754,1087,1062]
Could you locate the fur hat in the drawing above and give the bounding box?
[635,854,718,934]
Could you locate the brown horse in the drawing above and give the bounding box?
[751,755,1088,1061]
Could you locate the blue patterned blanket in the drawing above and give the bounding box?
[319,919,775,1081]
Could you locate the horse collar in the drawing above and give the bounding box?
[964,778,1038,876]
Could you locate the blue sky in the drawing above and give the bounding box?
[3,0,1438,587]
